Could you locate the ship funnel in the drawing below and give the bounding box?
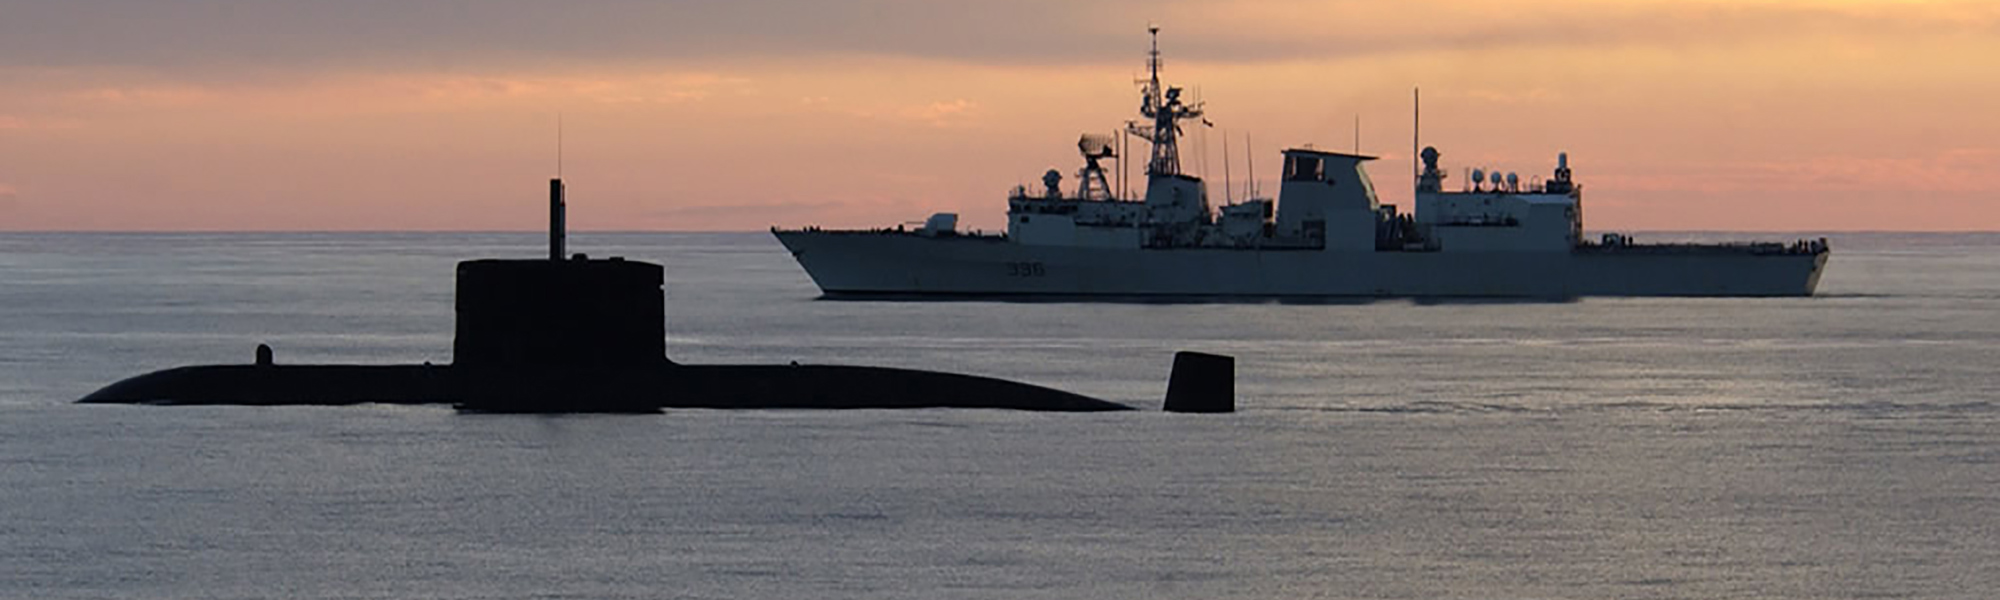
[918,212,958,237]
[549,178,566,261]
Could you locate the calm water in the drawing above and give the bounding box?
[2,231,1997,599]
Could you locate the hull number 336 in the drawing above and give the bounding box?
[1005,261,1047,277]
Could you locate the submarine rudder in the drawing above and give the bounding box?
[1163,351,1234,413]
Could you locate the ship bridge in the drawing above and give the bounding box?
[1274,148,1381,251]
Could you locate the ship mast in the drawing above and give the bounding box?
[1126,26,1204,177]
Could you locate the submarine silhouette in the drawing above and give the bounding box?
[79,179,1234,413]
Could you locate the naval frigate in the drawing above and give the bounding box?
[773,28,1829,298]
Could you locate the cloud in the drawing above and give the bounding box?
[4,0,1993,75]
[411,77,547,102]
[0,0,1132,72]
[902,99,979,127]
[1465,88,1562,105]
[579,73,753,105]
[1597,148,2000,194]
[646,200,847,220]
[68,85,219,105]
[0,114,83,130]
[371,72,756,107]
[0,69,761,120]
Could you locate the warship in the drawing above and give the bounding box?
[773,28,1829,298]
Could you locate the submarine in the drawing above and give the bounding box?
[80,179,1234,413]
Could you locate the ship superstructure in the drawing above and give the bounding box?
[773,29,1829,298]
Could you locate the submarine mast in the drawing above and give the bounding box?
[549,178,566,260]
[550,115,567,261]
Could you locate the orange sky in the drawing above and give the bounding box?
[2,0,1996,231]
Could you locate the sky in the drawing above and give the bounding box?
[2,0,1996,232]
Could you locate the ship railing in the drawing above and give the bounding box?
[1572,238,1830,255]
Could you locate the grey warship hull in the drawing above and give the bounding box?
[775,231,1829,298]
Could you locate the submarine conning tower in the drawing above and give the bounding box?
[453,257,665,368]
[452,179,669,412]
[454,178,666,369]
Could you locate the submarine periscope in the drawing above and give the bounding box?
[79,178,1233,413]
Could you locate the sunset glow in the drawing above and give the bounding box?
[3,0,1996,231]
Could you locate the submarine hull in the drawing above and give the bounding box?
[79,365,452,406]
[78,363,1131,412]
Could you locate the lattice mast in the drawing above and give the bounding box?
[1126,26,1204,177]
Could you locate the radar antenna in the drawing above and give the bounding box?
[1076,133,1119,201]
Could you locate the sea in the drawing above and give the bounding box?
[1,231,1996,599]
